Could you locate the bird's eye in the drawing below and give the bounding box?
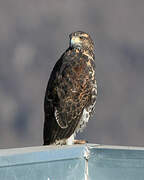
[79,36,84,39]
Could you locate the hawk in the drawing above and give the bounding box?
[43,31,97,145]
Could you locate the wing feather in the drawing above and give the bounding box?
[43,48,96,145]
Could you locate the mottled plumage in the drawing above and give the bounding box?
[43,31,97,145]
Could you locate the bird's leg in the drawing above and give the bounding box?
[73,139,87,144]
[66,135,88,145]
[66,134,75,145]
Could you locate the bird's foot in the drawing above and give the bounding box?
[74,139,87,144]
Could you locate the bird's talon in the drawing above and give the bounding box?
[74,140,87,144]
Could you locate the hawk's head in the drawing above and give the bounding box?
[69,31,94,52]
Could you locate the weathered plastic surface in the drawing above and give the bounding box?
[0,144,144,180]
[0,145,87,180]
[88,144,144,180]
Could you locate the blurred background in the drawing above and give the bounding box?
[0,0,144,148]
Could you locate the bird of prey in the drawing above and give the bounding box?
[43,31,97,145]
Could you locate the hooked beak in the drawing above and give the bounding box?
[70,36,81,47]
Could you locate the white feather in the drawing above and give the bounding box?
[66,134,75,145]
[55,108,68,129]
